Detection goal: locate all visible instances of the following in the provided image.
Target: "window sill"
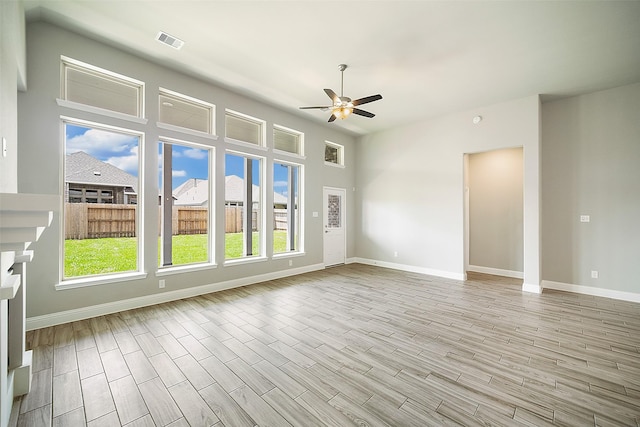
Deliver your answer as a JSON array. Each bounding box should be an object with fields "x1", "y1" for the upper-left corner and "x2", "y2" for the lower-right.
[
  {"x1": 272, "y1": 252, "x2": 306, "y2": 260},
  {"x1": 223, "y1": 256, "x2": 268, "y2": 267},
  {"x1": 273, "y1": 149, "x2": 306, "y2": 160},
  {"x1": 156, "y1": 263, "x2": 217, "y2": 276},
  {"x1": 57, "y1": 99, "x2": 148, "y2": 125},
  {"x1": 157, "y1": 122, "x2": 218, "y2": 140},
  {"x1": 324, "y1": 161, "x2": 345, "y2": 169},
  {"x1": 56, "y1": 272, "x2": 148, "y2": 290},
  {"x1": 225, "y1": 137, "x2": 268, "y2": 152}
]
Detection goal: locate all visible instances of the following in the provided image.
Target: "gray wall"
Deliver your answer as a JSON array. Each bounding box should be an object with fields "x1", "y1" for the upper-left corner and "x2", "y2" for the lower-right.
[
  {"x1": 469, "y1": 147, "x2": 523, "y2": 273},
  {"x1": 355, "y1": 95, "x2": 540, "y2": 286},
  {"x1": 18, "y1": 21, "x2": 357, "y2": 318},
  {"x1": 541, "y1": 82, "x2": 640, "y2": 293}
]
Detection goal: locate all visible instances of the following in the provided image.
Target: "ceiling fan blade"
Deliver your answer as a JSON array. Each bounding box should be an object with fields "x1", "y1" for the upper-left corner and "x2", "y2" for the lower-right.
[
  {"x1": 299, "y1": 106, "x2": 331, "y2": 110},
  {"x1": 352, "y1": 94, "x2": 382, "y2": 106},
  {"x1": 328, "y1": 114, "x2": 337, "y2": 123},
  {"x1": 324, "y1": 89, "x2": 339, "y2": 103},
  {"x1": 352, "y1": 108, "x2": 375, "y2": 118}
]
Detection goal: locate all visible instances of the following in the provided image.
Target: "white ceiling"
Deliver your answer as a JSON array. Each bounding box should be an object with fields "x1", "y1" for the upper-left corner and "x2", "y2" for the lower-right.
[{"x1": 23, "y1": 0, "x2": 640, "y2": 136}]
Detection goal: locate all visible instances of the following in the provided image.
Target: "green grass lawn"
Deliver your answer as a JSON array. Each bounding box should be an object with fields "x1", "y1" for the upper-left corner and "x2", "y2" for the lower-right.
[{"x1": 65, "y1": 231, "x2": 288, "y2": 277}]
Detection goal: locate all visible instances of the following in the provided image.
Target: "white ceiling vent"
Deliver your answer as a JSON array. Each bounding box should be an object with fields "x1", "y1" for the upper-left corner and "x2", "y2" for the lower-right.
[{"x1": 156, "y1": 31, "x2": 184, "y2": 50}]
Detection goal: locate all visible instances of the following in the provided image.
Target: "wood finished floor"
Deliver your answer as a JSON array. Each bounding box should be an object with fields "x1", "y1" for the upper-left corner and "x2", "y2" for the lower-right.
[{"x1": 11, "y1": 264, "x2": 640, "y2": 427}]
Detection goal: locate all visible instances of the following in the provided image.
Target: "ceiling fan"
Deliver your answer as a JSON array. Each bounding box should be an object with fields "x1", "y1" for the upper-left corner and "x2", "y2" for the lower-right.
[{"x1": 300, "y1": 64, "x2": 382, "y2": 122}]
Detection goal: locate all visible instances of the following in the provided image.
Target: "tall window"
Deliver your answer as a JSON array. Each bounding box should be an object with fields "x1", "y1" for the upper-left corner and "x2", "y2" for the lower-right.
[
  {"x1": 63, "y1": 121, "x2": 141, "y2": 278},
  {"x1": 159, "y1": 140, "x2": 212, "y2": 267},
  {"x1": 273, "y1": 162, "x2": 300, "y2": 254},
  {"x1": 225, "y1": 152, "x2": 262, "y2": 259}
]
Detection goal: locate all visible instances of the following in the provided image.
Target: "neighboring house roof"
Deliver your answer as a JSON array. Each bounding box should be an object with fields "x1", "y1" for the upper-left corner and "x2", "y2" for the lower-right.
[
  {"x1": 66, "y1": 151, "x2": 137, "y2": 192},
  {"x1": 173, "y1": 176, "x2": 288, "y2": 206}
]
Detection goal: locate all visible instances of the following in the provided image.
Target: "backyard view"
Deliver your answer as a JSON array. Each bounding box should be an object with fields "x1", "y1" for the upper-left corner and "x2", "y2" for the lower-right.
[{"x1": 65, "y1": 231, "x2": 286, "y2": 277}]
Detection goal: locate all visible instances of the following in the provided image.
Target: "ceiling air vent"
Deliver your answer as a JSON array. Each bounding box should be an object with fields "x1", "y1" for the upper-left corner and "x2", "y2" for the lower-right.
[{"x1": 156, "y1": 31, "x2": 184, "y2": 50}]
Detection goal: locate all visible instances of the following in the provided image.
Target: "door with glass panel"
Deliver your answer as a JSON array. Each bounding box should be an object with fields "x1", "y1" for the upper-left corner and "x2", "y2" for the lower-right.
[{"x1": 323, "y1": 187, "x2": 346, "y2": 266}]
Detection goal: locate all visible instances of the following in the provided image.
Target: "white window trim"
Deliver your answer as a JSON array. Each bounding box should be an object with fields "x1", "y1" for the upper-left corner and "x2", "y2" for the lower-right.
[
  {"x1": 61, "y1": 55, "x2": 145, "y2": 118},
  {"x1": 224, "y1": 136, "x2": 269, "y2": 152},
  {"x1": 157, "y1": 122, "x2": 218, "y2": 141},
  {"x1": 156, "y1": 263, "x2": 217, "y2": 276},
  {"x1": 223, "y1": 256, "x2": 268, "y2": 267},
  {"x1": 225, "y1": 109, "x2": 266, "y2": 147},
  {"x1": 273, "y1": 159, "x2": 304, "y2": 256},
  {"x1": 57, "y1": 99, "x2": 148, "y2": 125},
  {"x1": 60, "y1": 117, "x2": 145, "y2": 285},
  {"x1": 324, "y1": 141, "x2": 345, "y2": 167},
  {"x1": 273, "y1": 123, "x2": 304, "y2": 156},
  {"x1": 158, "y1": 87, "x2": 216, "y2": 135},
  {"x1": 158, "y1": 137, "x2": 215, "y2": 269}
]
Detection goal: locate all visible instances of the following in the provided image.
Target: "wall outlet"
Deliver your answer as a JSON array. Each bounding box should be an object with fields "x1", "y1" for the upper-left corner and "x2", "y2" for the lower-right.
[
  {"x1": 394, "y1": 251, "x2": 398, "y2": 257},
  {"x1": 591, "y1": 270, "x2": 599, "y2": 279},
  {"x1": 159, "y1": 279, "x2": 165, "y2": 288},
  {"x1": 580, "y1": 215, "x2": 590, "y2": 222},
  {"x1": 288, "y1": 260, "x2": 293, "y2": 267}
]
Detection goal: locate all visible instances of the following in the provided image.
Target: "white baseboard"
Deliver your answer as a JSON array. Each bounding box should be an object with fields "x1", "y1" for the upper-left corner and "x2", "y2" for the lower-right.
[
  {"x1": 542, "y1": 280, "x2": 640, "y2": 303},
  {"x1": 467, "y1": 265, "x2": 524, "y2": 279},
  {"x1": 26, "y1": 263, "x2": 325, "y2": 330},
  {"x1": 351, "y1": 257, "x2": 465, "y2": 281}
]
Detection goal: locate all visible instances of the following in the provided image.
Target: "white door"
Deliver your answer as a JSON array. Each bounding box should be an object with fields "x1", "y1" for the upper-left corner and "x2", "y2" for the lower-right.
[{"x1": 323, "y1": 187, "x2": 346, "y2": 266}]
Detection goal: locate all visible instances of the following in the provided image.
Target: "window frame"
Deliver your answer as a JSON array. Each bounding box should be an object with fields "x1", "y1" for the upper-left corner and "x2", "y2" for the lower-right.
[
  {"x1": 224, "y1": 150, "x2": 266, "y2": 264},
  {"x1": 59, "y1": 117, "x2": 146, "y2": 288},
  {"x1": 272, "y1": 160, "x2": 303, "y2": 257},
  {"x1": 224, "y1": 109, "x2": 267, "y2": 150},
  {"x1": 324, "y1": 141, "x2": 345, "y2": 167},
  {"x1": 273, "y1": 124, "x2": 304, "y2": 157},
  {"x1": 158, "y1": 137, "x2": 216, "y2": 271},
  {"x1": 60, "y1": 56, "x2": 145, "y2": 119},
  {"x1": 158, "y1": 88, "x2": 216, "y2": 136}
]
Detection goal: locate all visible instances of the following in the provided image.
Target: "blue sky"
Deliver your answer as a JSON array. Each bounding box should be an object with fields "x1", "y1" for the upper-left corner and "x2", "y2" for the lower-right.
[{"x1": 66, "y1": 124, "x2": 290, "y2": 194}]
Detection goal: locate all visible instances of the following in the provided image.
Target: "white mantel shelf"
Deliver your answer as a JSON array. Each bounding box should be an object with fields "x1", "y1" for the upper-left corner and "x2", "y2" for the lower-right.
[{"x1": 0, "y1": 192, "x2": 58, "y2": 427}]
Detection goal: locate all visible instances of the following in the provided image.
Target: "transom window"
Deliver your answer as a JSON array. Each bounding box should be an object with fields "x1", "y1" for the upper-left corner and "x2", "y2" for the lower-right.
[
  {"x1": 159, "y1": 88, "x2": 215, "y2": 134},
  {"x1": 225, "y1": 110, "x2": 265, "y2": 146},
  {"x1": 61, "y1": 56, "x2": 144, "y2": 118},
  {"x1": 274, "y1": 125, "x2": 303, "y2": 155}
]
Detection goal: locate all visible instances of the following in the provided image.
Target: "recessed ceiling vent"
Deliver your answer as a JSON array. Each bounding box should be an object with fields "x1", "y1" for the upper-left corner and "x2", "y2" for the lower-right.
[{"x1": 156, "y1": 31, "x2": 184, "y2": 50}]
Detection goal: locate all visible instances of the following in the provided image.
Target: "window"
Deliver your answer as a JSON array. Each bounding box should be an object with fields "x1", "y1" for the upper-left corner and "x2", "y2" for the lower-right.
[
  {"x1": 325, "y1": 141, "x2": 344, "y2": 166},
  {"x1": 61, "y1": 56, "x2": 144, "y2": 117},
  {"x1": 225, "y1": 110, "x2": 265, "y2": 146},
  {"x1": 159, "y1": 89, "x2": 214, "y2": 134},
  {"x1": 63, "y1": 121, "x2": 142, "y2": 279},
  {"x1": 225, "y1": 152, "x2": 263, "y2": 260},
  {"x1": 274, "y1": 125, "x2": 303, "y2": 155},
  {"x1": 273, "y1": 162, "x2": 301, "y2": 254},
  {"x1": 159, "y1": 140, "x2": 212, "y2": 268}
]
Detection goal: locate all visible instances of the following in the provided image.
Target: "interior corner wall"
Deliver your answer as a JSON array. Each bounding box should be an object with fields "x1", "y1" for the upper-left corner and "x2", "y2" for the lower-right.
[
  {"x1": 18, "y1": 21, "x2": 357, "y2": 320},
  {"x1": 468, "y1": 147, "x2": 523, "y2": 274},
  {"x1": 541, "y1": 82, "x2": 640, "y2": 294},
  {"x1": 355, "y1": 95, "x2": 540, "y2": 282}
]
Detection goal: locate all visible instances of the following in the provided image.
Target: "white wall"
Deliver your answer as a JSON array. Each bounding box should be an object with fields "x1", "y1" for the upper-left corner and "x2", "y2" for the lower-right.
[
  {"x1": 542, "y1": 82, "x2": 640, "y2": 294},
  {"x1": 18, "y1": 21, "x2": 357, "y2": 321},
  {"x1": 469, "y1": 147, "x2": 523, "y2": 275},
  {"x1": 355, "y1": 96, "x2": 540, "y2": 287}
]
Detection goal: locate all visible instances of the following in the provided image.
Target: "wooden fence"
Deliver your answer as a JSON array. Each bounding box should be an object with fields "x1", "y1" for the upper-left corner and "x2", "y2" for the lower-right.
[{"x1": 65, "y1": 203, "x2": 266, "y2": 239}]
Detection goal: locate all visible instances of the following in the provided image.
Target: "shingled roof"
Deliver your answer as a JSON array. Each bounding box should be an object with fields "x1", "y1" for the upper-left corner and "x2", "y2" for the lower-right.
[{"x1": 66, "y1": 151, "x2": 138, "y2": 192}]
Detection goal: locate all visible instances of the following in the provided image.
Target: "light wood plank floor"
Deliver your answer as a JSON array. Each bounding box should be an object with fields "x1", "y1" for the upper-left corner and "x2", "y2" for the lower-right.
[{"x1": 11, "y1": 264, "x2": 640, "y2": 426}]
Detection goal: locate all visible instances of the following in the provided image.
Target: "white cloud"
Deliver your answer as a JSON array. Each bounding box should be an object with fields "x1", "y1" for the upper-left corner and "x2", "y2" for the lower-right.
[
  {"x1": 172, "y1": 170, "x2": 187, "y2": 177},
  {"x1": 67, "y1": 128, "x2": 137, "y2": 157},
  {"x1": 183, "y1": 148, "x2": 207, "y2": 159},
  {"x1": 106, "y1": 146, "x2": 138, "y2": 174}
]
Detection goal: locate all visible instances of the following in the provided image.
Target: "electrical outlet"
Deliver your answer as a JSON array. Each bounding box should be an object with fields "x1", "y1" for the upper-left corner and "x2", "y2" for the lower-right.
[
  {"x1": 289, "y1": 260, "x2": 293, "y2": 267},
  {"x1": 591, "y1": 271, "x2": 599, "y2": 279},
  {"x1": 394, "y1": 251, "x2": 398, "y2": 257},
  {"x1": 159, "y1": 279, "x2": 165, "y2": 288}
]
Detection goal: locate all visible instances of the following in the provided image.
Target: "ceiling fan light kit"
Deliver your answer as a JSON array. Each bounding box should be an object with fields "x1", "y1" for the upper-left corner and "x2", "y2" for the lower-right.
[{"x1": 300, "y1": 64, "x2": 382, "y2": 122}]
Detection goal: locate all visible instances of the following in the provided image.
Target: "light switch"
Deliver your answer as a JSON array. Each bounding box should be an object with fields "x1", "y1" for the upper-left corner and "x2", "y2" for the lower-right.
[{"x1": 580, "y1": 215, "x2": 590, "y2": 223}]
